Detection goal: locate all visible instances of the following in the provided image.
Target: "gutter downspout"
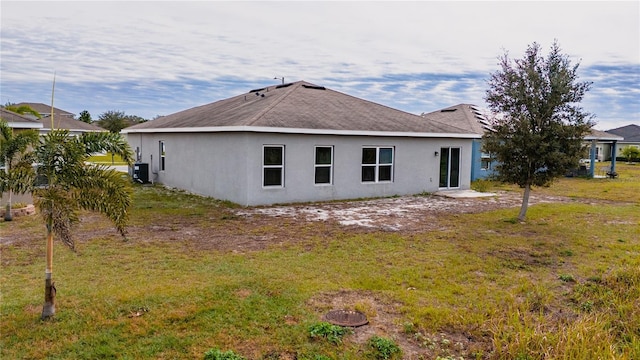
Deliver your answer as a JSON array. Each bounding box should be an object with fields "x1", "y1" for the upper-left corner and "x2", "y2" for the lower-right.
[{"x1": 589, "y1": 140, "x2": 597, "y2": 178}]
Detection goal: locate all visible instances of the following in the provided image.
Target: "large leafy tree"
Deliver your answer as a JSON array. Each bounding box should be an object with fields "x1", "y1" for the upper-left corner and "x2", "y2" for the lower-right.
[
  {"x1": 96, "y1": 110, "x2": 146, "y2": 133},
  {"x1": 78, "y1": 110, "x2": 92, "y2": 123},
  {"x1": 483, "y1": 41, "x2": 593, "y2": 221},
  {"x1": 0, "y1": 120, "x2": 39, "y2": 221},
  {"x1": 31, "y1": 129, "x2": 134, "y2": 319}
]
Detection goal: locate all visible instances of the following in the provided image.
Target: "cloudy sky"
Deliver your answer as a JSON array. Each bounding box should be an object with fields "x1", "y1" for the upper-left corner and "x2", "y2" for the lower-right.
[{"x1": 1, "y1": 1, "x2": 638, "y2": 130}]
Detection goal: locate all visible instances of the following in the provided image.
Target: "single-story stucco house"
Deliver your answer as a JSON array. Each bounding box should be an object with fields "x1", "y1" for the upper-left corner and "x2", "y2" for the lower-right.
[
  {"x1": 13, "y1": 102, "x2": 104, "y2": 135},
  {"x1": 0, "y1": 108, "x2": 43, "y2": 208},
  {"x1": 122, "y1": 81, "x2": 481, "y2": 206}
]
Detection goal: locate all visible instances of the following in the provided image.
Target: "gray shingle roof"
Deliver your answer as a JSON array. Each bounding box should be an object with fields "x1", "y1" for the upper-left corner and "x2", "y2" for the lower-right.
[
  {"x1": 14, "y1": 102, "x2": 75, "y2": 118},
  {"x1": 585, "y1": 128, "x2": 623, "y2": 141},
  {"x1": 0, "y1": 108, "x2": 43, "y2": 129},
  {"x1": 38, "y1": 116, "x2": 105, "y2": 132},
  {"x1": 606, "y1": 124, "x2": 640, "y2": 142},
  {"x1": 420, "y1": 104, "x2": 491, "y2": 135},
  {"x1": 125, "y1": 81, "x2": 477, "y2": 137}
]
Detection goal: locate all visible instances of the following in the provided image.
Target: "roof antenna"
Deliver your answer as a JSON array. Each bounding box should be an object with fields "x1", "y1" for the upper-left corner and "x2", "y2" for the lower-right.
[{"x1": 274, "y1": 76, "x2": 284, "y2": 85}]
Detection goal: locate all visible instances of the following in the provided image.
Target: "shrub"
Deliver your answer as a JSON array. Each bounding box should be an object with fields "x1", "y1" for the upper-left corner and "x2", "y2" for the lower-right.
[
  {"x1": 204, "y1": 348, "x2": 246, "y2": 360},
  {"x1": 367, "y1": 335, "x2": 402, "y2": 360},
  {"x1": 308, "y1": 322, "x2": 352, "y2": 345}
]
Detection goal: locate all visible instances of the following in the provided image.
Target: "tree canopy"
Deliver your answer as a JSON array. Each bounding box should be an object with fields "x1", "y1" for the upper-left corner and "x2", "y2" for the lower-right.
[
  {"x1": 3, "y1": 103, "x2": 41, "y2": 119},
  {"x1": 95, "y1": 110, "x2": 146, "y2": 133},
  {"x1": 621, "y1": 146, "x2": 640, "y2": 163},
  {"x1": 483, "y1": 41, "x2": 594, "y2": 221},
  {"x1": 78, "y1": 110, "x2": 92, "y2": 123}
]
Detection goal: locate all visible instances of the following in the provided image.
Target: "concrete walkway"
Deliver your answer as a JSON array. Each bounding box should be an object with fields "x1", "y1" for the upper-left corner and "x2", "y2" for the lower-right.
[{"x1": 433, "y1": 189, "x2": 497, "y2": 198}]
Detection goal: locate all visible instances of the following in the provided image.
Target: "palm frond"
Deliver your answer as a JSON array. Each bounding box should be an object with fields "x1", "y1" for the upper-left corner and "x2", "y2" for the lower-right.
[
  {"x1": 72, "y1": 165, "x2": 132, "y2": 237},
  {"x1": 31, "y1": 128, "x2": 134, "y2": 248},
  {"x1": 80, "y1": 132, "x2": 134, "y2": 165},
  {"x1": 33, "y1": 186, "x2": 79, "y2": 250}
]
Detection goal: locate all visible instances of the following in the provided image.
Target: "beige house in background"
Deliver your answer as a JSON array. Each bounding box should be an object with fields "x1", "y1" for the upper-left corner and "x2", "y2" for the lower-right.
[{"x1": 14, "y1": 102, "x2": 104, "y2": 135}]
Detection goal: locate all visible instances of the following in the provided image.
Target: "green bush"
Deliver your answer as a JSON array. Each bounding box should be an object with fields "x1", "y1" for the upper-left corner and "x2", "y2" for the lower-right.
[
  {"x1": 471, "y1": 179, "x2": 492, "y2": 192},
  {"x1": 204, "y1": 348, "x2": 246, "y2": 360},
  {"x1": 308, "y1": 322, "x2": 352, "y2": 345},
  {"x1": 367, "y1": 335, "x2": 402, "y2": 360}
]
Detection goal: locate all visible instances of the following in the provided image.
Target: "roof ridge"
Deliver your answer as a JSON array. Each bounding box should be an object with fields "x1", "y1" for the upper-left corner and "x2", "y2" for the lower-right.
[{"x1": 246, "y1": 81, "x2": 305, "y2": 126}]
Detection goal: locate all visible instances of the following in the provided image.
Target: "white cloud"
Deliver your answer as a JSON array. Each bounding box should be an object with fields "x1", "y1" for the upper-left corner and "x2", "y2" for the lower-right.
[{"x1": 1, "y1": 1, "x2": 637, "y2": 130}]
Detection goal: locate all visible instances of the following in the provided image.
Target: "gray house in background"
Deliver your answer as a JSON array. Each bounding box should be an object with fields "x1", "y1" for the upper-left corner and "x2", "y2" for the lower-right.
[
  {"x1": 123, "y1": 81, "x2": 480, "y2": 206},
  {"x1": 606, "y1": 124, "x2": 640, "y2": 157},
  {"x1": 421, "y1": 104, "x2": 492, "y2": 181}
]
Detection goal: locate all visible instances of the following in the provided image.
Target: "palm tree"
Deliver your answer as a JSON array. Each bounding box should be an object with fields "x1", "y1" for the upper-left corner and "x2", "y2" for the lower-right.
[
  {"x1": 0, "y1": 120, "x2": 39, "y2": 221},
  {"x1": 32, "y1": 129, "x2": 134, "y2": 319}
]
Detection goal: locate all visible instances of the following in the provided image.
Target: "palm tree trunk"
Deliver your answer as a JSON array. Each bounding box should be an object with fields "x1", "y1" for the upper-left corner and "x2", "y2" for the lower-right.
[
  {"x1": 3, "y1": 160, "x2": 11, "y2": 221},
  {"x1": 518, "y1": 183, "x2": 531, "y2": 222},
  {"x1": 4, "y1": 192, "x2": 12, "y2": 221},
  {"x1": 41, "y1": 226, "x2": 55, "y2": 320}
]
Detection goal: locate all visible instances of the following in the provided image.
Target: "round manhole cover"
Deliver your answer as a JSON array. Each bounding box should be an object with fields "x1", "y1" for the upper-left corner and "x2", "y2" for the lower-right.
[{"x1": 324, "y1": 309, "x2": 368, "y2": 327}]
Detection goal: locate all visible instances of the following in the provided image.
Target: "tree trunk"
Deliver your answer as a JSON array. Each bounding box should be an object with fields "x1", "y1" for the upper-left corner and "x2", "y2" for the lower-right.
[
  {"x1": 3, "y1": 160, "x2": 10, "y2": 221},
  {"x1": 42, "y1": 275, "x2": 56, "y2": 320},
  {"x1": 4, "y1": 199, "x2": 12, "y2": 221},
  {"x1": 41, "y1": 228, "x2": 55, "y2": 320},
  {"x1": 518, "y1": 183, "x2": 531, "y2": 222}
]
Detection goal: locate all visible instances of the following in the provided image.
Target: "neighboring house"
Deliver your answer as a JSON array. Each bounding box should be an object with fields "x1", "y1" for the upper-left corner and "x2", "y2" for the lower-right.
[
  {"x1": 606, "y1": 124, "x2": 640, "y2": 159},
  {"x1": 421, "y1": 104, "x2": 493, "y2": 181},
  {"x1": 36, "y1": 115, "x2": 104, "y2": 136},
  {"x1": 13, "y1": 102, "x2": 104, "y2": 135},
  {"x1": 13, "y1": 102, "x2": 75, "y2": 120},
  {"x1": 0, "y1": 108, "x2": 43, "y2": 208},
  {"x1": 0, "y1": 107, "x2": 44, "y2": 131},
  {"x1": 123, "y1": 81, "x2": 481, "y2": 206},
  {"x1": 583, "y1": 129, "x2": 623, "y2": 177}
]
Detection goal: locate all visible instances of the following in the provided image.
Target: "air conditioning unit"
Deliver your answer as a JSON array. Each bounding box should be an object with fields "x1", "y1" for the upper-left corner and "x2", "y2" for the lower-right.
[{"x1": 132, "y1": 163, "x2": 149, "y2": 184}]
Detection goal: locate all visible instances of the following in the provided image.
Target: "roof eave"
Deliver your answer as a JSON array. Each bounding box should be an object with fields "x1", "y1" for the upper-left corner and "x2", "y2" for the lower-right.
[
  {"x1": 7, "y1": 122, "x2": 44, "y2": 129},
  {"x1": 122, "y1": 126, "x2": 481, "y2": 139},
  {"x1": 584, "y1": 135, "x2": 624, "y2": 141}
]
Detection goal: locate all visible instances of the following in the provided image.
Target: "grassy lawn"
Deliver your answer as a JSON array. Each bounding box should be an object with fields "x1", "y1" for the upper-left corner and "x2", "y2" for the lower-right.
[
  {"x1": 1, "y1": 165, "x2": 638, "y2": 359},
  {"x1": 87, "y1": 153, "x2": 128, "y2": 165}
]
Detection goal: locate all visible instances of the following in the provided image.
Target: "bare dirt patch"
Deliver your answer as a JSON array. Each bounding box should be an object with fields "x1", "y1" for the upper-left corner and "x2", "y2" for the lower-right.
[
  {"x1": 1, "y1": 191, "x2": 576, "y2": 251},
  {"x1": 234, "y1": 191, "x2": 572, "y2": 233}
]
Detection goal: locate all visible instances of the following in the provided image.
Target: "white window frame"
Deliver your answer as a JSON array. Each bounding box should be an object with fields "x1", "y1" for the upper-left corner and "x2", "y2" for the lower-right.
[
  {"x1": 314, "y1": 146, "x2": 334, "y2": 185},
  {"x1": 159, "y1": 140, "x2": 166, "y2": 171},
  {"x1": 263, "y1": 145, "x2": 285, "y2": 188},
  {"x1": 361, "y1": 146, "x2": 394, "y2": 183}
]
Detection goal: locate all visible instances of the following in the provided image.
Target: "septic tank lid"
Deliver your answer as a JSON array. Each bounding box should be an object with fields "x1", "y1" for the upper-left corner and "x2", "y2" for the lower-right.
[{"x1": 324, "y1": 309, "x2": 368, "y2": 327}]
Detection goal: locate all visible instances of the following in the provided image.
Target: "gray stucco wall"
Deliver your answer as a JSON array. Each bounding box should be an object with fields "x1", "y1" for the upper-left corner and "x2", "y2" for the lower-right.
[{"x1": 127, "y1": 132, "x2": 473, "y2": 206}]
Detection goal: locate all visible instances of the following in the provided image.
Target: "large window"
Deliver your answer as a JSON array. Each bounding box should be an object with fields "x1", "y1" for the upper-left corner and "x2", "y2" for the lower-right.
[
  {"x1": 159, "y1": 141, "x2": 166, "y2": 171},
  {"x1": 361, "y1": 147, "x2": 393, "y2": 182},
  {"x1": 314, "y1": 146, "x2": 333, "y2": 185},
  {"x1": 263, "y1": 145, "x2": 284, "y2": 187}
]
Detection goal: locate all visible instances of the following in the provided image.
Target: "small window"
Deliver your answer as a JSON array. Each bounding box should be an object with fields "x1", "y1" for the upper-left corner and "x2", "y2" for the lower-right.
[
  {"x1": 361, "y1": 147, "x2": 394, "y2": 183},
  {"x1": 159, "y1": 141, "x2": 166, "y2": 171},
  {"x1": 263, "y1": 145, "x2": 284, "y2": 187},
  {"x1": 315, "y1": 146, "x2": 333, "y2": 185}
]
